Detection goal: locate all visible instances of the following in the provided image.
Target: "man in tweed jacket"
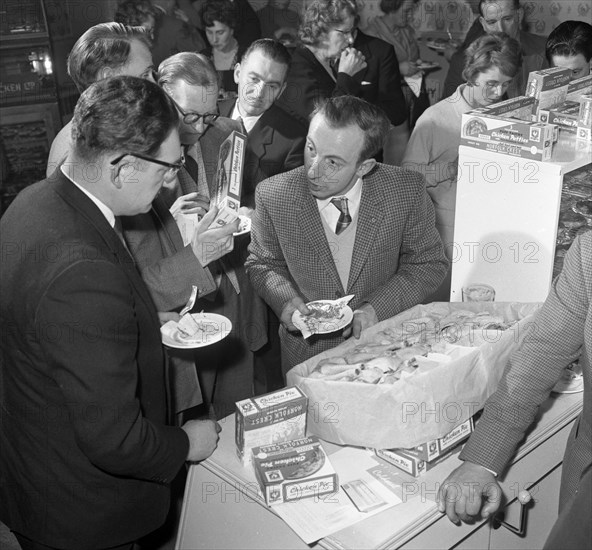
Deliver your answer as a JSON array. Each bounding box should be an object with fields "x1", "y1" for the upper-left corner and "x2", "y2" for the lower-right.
[
  {"x1": 438, "y1": 232, "x2": 592, "y2": 548},
  {"x1": 246, "y1": 96, "x2": 448, "y2": 372}
]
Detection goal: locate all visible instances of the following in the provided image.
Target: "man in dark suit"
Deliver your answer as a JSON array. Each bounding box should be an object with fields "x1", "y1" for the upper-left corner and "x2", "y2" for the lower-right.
[
  {"x1": 218, "y1": 38, "x2": 307, "y2": 391},
  {"x1": 0, "y1": 76, "x2": 220, "y2": 549},
  {"x1": 246, "y1": 96, "x2": 448, "y2": 372},
  {"x1": 218, "y1": 39, "x2": 306, "y2": 208},
  {"x1": 438, "y1": 231, "x2": 591, "y2": 549},
  {"x1": 123, "y1": 52, "x2": 267, "y2": 419}
]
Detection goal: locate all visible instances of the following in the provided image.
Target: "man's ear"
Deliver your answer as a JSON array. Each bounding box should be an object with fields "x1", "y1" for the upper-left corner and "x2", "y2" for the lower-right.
[
  {"x1": 356, "y1": 158, "x2": 377, "y2": 178},
  {"x1": 233, "y1": 63, "x2": 241, "y2": 84},
  {"x1": 98, "y1": 66, "x2": 115, "y2": 80},
  {"x1": 110, "y1": 157, "x2": 135, "y2": 188},
  {"x1": 478, "y1": 16, "x2": 487, "y2": 32}
]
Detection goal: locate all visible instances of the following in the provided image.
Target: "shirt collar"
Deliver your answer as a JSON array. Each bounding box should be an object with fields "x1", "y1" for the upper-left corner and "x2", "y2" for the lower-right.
[
  {"x1": 60, "y1": 165, "x2": 116, "y2": 227},
  {"x1": 231, "y1": 102, "x2": 264, "y2": 133},
  {"x1": 316, "y1": 176, "x2": 363, "y2": 212}
]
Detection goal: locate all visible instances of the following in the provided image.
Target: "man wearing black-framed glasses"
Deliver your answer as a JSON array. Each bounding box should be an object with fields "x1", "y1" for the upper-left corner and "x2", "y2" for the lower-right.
[{"x1": 122, "y1": 52, "x2": 268, "y2": 421}]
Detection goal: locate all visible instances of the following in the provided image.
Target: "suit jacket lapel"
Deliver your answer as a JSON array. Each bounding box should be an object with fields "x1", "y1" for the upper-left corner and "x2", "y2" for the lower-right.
[
  {"x1": 250, "y1": 111, "x2": 274, "y2": 163},
  {"x1": 53, "y1": 173, "x2": 160, "y2": 326},
  {"x1": 295, "y1": 174, "x2": 344, "y2": 292},
  {"x1": 348, "y1": 175, "x2": 384, "y2": 290}
]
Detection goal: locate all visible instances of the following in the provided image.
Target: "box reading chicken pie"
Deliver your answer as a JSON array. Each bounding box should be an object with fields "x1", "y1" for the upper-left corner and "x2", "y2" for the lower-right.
[
  {"x1": 235, "y1": 386, "x2": 307, "y2": 465},
  {"x1": 252, "y1": 436, "x2": 338, "y2": 506}
]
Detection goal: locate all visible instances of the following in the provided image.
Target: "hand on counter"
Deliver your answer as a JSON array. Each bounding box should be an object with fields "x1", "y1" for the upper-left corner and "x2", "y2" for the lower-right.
[
  {"x1": 182, "y1": 418, "x2": 222, "y2": 462},
  {"x1": 191, "y1": 205, "x2": 239, "y2": 267},
  {"x1": 437, "y1": 461, "x2": 502, "y2": 525},
  {"x1": 280, "y1": 296, "x2": 310, "y2": 332},
  {"x1": 343, "y1": 303, "x2": 378, "y2": 339}
]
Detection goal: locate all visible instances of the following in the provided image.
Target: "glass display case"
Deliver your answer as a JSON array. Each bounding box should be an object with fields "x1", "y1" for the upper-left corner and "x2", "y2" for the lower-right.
[{"x1": 0, "y1": 0, "x2": 61, "y2": 213}]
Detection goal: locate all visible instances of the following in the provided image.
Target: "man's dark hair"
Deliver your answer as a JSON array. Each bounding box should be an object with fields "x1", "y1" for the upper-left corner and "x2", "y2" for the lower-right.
[
  {"x1": 202, "y1": 0, "x2": 238, "y2": 30},
  {"x1": 311, "y1": 96, "x2": 390, "y2": 162},
  {"x1": 67, "y1": 22, "x2": 152, "y2": 92},
  {"x1": 545, "y1": 20, "x2": 592, "y2": 64},
  {"x1": 114, "y1": 0, "x2": 157, "y2": 28},
  {"x1": 71, "y1": 76, "x2": 178, "y2": 162},
  {"x1": 241, "y1": 38, "x2": 291, "y2": 69},
  {"x1": 478, "y1": 0, "x2": 521, "y2": 17}
]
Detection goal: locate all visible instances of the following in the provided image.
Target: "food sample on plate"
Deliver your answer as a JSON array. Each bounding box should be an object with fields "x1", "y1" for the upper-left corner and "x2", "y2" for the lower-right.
[
  {"x1": 306, "y1": 309, "x2": 518, "y2": 384},
  {"x1": 177, "y1": 313, "x2": 205, "y2": 340},
  {"x1": 292, "y1": 295, "x2": 354, "y2": 338}
]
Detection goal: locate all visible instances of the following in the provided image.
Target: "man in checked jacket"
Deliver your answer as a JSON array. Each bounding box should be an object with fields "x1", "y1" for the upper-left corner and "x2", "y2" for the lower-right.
[
  {"x1": 438, "y1": 231, "x2": 592, "y2": 549},
  {"x1": 246, "y1": 95, "x2": 448, "y2": 373}
]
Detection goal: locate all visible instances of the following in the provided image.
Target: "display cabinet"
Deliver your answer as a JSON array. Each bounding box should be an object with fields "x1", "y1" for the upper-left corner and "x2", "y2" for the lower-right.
[{"x1": 0, "y1": 0, "x2": 61, "y2": 213}]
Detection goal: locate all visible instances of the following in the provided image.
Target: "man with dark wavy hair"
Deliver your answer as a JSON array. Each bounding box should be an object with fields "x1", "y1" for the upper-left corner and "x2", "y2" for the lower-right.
[{"x1": 1, "y1": 76, "x2": 220, "y2": 549}]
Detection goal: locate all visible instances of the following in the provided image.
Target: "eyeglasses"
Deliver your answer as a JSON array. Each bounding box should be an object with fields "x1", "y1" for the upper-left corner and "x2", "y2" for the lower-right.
[
  {"x1": 111, "y1": 152, "x2": 185, "y2": 179},
  {"x1": 334, "y1": 26, "x2": 355, "y2": 37},
  {"x1": 167, "y1": 94, "x2": 220, "y2": 126}
]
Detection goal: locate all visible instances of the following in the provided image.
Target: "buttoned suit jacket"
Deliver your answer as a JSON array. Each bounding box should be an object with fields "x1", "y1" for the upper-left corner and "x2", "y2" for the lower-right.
[
  {"x1": 246, "y1": 164, "x2": 449, "y2": 369},
  {"x1": 461, "y1": 232, "x2": 592, "y2": 509},
  {"x1": 353, "y1": 30, "x2": 407, "y2": 127},
  {"x1": 276, "y1": 45, "x2": 363, "y2": 124},
  {"x1": 0, "y1": 171, "x2": 188, "y2": 547},
  {"x1": 218, "y1": 99, "x2": 306, "y2": 207}
]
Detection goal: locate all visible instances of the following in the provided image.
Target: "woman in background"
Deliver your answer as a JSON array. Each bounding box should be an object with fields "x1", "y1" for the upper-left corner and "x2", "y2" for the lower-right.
[
  {"x1": 276, "y1": 0, "x2": 367, "y2": 123},
  {"x1": 402, "y1": 33, "x2": 521, "y2": 298},
  {"x1": 200, "y1": 0, "x2": 247, "y2": 97},
  {"x1": 365, "y1": 0, "x2": 421, "y2": 77}
]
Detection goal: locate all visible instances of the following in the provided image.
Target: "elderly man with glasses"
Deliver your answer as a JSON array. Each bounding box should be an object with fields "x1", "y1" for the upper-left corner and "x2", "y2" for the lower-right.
[{"x1": 123, "y1": 52, "x2": 268, "y2": 421}]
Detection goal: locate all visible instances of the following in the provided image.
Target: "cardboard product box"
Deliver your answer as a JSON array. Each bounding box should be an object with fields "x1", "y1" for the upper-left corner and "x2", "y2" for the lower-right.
[
  {"x1": 375, "y1": 448, "x2": 429, "y2": 477},
  {"x1": 526, "y1": 66, "x2": 572, "y2": 116},
  {"x1": 538, "y1": 100, "x2": 580, "y2": 133},
  {"x1": 576, "y1": 94, "x2": 592, "y2": 141},
  {"x1": 208, "y1": 130, "x2": 246, "y2": 229},
  {"x1": 401, "y1": 417, "x2": 474, "y2": 462},
  {"x1": 460, "y1": 112, "x2": 555, "y2": 160},
  {"x1": 566, "y1": 74, "x2": 592, "y2": 102},
  {"x1": 235, "y1": 386, "x2": 308, "y2": 464},
  {"x1": 471, "y1": 95, "x2": 535, "y2": 120},
  {"x1": 252, "y1": 436, "x2": 338, "y2": 506}
]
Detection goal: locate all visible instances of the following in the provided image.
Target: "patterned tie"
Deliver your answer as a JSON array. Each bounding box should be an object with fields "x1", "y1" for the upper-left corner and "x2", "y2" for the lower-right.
[
  {"x1": 184, "y1": 143, "x2": 210, "y2": 199},
  {"x1": 331, "y1": 197, "x2": 352, "y2": 235}
]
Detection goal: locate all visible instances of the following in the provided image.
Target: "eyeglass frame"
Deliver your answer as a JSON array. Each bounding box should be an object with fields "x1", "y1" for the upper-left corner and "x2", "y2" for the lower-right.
[
  {"x1": 167, "y1": 93, "x2": 220, "y2": 126},
  {"x1": 110, "y1": 151, "x2": 185, "y2": 178},
  {"x1": 333, "y1": 26, "x2": 356, "y2": 38}
]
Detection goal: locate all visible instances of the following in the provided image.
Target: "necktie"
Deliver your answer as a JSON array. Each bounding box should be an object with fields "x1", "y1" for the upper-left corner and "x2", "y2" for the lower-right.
[
  {"x1": 184, "y1": 143, "x2": 210, "y2": 199},
  {"x1": 113, "y1": 217, "x2": 134, "y2": 262},
  {"x1": 236, "y1": 115, "x2": 248, "y2": 134},
  {"x1": 331, "y1": 197, "x2": 352, "y2": 235}
]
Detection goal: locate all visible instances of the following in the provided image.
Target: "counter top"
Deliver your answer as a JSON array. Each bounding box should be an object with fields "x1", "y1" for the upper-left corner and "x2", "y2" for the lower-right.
[{"x1": 176, "y1": 391, "x2": 582, "y2": 549}]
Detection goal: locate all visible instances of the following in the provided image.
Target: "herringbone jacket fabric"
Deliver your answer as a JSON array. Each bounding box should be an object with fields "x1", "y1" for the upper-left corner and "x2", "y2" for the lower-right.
[
  {"x1": 461, "y1": 231, "x2": 592, "y2": 509},
  {"x1": 246, "y1": 163, "x2": 449, "y2": 370}
]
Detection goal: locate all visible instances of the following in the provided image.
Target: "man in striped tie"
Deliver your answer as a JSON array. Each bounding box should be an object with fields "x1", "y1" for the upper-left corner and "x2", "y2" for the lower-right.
[{"x1": 247, "y1": 95, "x2": 449, "y2": 372}]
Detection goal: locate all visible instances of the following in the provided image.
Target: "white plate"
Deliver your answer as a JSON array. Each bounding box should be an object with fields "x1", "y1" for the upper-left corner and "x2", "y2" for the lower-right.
[
  {"x1": 417, "y1": 62, "x2": 440, "y2": 71},
  {"x1": 234, "y1": 215, "x2": 251, "y2": 237},
  {"x1": 292, "y1": 300, "x2": 354, "y2": 335},
  {"x1": 161, "y1": 313, "x2": 232, "y2": 349},
  {"x1": 552, "y1": 369, "x2": 584, "y2": 394}
]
